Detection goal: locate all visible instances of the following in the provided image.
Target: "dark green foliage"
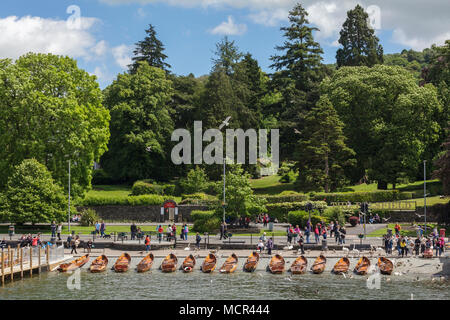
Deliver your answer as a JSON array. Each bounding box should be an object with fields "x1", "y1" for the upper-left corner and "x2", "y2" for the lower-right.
[
  {"x1": 191, "y1": 210, "x2": 221, "y2": 233},
  {"x1": 433, "y1": 129, "x2": 450, "y2": 195},
  {"x1": 130, "y1": 24, "x2": 171, "y2": 73},
  {"x1": 101, "y1": 62, "x2": 174, "y2": 183},
  {"x1": 78, "y1": 194, "x2": 172, "y2": 206},
  {"x1": 258, "y1": 193, "x2": 309, "y2": 204},
  {"x1": 91, "y1": 169, "x2": 115, "y2": 185},
  {"x1": 179, "y1": 167, "x2": 209, "y2": 194},
  {"x1": 323, "y1": 207, "x2": 346, "y2": 225},
  {"x1": 336, "y1": 5, "x2": 383, "y2": 67},
  {"x1": 288, "y1": 210, "x2": 329, "y2": 227},
  {"x1": 294, "y1": 96, "x2": 356, "y2": 192},
  {"x1": 0, "y1": 159, "x2": 67, "y2": 224}
]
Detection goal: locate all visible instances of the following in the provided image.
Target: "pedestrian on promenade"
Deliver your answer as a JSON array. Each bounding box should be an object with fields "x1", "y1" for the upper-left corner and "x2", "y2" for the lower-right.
[
  {"x1": 145, "y1": 235, "x2": 151, "y2": 252},
  {"x1": 157, "y1": 225, "x2": 163, "y2": 243},
  {"x1": 394, "y1": 223, "x2": 401, "y2": 237},
  {"x1": 57, "y1": 223, "x2": 62, "y2": 241},
  {"x1": 314, "y1": 224, "x2": 320, "y2": 244},
  {"x1": 259, "y1": 232, "x2": 267, "y2": 244},
  {"x1": 172, "y1": 224, "x2": 177, "y2": 239},
  {"x1": 100, "y1": 221, "x2": 106, "y2": 238},
  {"x1": 335, "y1": 225, "x2": 340, "y2": 244},
  {"x1": 95, "y1": 221, "x2": 100, "y2": 236},
  {"x1": 51, "y1": 221, "x2": 57, "y2": 238},
  {"x1": 400, "y1": 237, "x2": 407, "y2": 257},
  {"x1": 438, "y1": 237, "x2": 445, "y2": 257},
  {"x1": 305, "y1": 221, "x2": 311, "y2": 244},
  {"x1": 267, "y1": 238, "x2": 274, "y2": 255},
  {"x1": 85, "y1": 239, "x2": 92, "y2": 254},
  {"x1": 195, "y1": 233, "x2": 201, "y2": 249},
  {"x1": 298, "y1": 234, "x2": 305, "y2": 254},
  {"x1": 184, "y1": 224, "x2": 189, "y2": 241},
  {"x1": 71, "y1": 236, "x2": 79, "y2": 254},
  {"x1": 220, "y1": 222, "x2": 225, "y2": 240},
  {"x1": 257, "y1": 240, "x2": 265, "y2": 253},
  {"x1": 329, "y1": 221, "x2": 334, "y2": 238},
  {"x1": 131, "y1": 223, "x2": 137, "y2": 240},
  {"x1": 287, "y1": 225, "x2": 293, "y2": 244},
  {"x1": 166, "y1": 225, "x2": 173, "y2": 242},
  {"x1": 321, "y1": 226, "x2": 327, "y2": 240},
  {"x1": 414, "y1": 237, "x2": 421, "y2": 256},
  {"x1": 339, "y1": 226, "x2": 346, "y2": 244}
]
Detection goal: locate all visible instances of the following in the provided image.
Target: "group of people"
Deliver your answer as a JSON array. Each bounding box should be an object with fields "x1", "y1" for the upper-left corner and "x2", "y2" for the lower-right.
[
  {"x1": 384, "y1": 225, "x2": 446, "y2": 257},
  {"x1": 257, "y1": 233, "x2": 274, "y2": 255},
  {"x1": 50, "y1": 221, "x2": 63, "y2": 240},
  {"x1": 71, "y1": 214, "x2": 81, "y2": 222},
  {"x1": 256, "y1": 213, "x2": 271, "y2": 227},
  {"x1": 94, "y1": 221, "x2": 107, "y2": 238},
  {"x1": 285, "y1": 220, "x2": 346, "y2": 245},
  {"x1": 18, "y1": 234, "x2": 43, "y2": 247}
]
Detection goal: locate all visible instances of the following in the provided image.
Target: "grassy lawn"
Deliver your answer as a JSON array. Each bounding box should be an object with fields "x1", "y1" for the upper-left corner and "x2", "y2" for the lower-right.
[
  {"x1": 367, "y1": 223, "x2": 448, "y2": 238},
  {"x1": 347, "y1": 180, "x2": 441, "y2": 194},
  {"x1": 250, "y1": 175, "x2": 296, "y2": 195},
  {"x1": 86, "y1": 184, "x2": 132, "y2": 198}
]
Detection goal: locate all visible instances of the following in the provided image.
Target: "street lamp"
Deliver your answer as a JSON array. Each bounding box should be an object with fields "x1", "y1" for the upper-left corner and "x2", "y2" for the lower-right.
[
  {"x1": 219, "y1": 117, "x2": 231, "y2": 224},
  {"x1": 305, "y1": 202, "x2": 313, "y2": 229},
  {"x1": 68, "y1": 159, "x2": 71, "y2": 232},
  {"x1": 424, "y1": 160, "x2": 427, "y2": 234}
]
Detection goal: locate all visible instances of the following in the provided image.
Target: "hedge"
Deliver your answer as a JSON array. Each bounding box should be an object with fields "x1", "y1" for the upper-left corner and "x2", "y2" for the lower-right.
[
  {"x1": 288, "y1": 211, "x2": 329, "y2": 227},
  {"x1": 266, "y1": 201, "x2": 327, "y2": 222},
  {"x1": 258, "y1": 193, "x2": 309, "y2": 204},
  {"x1": 179, "y1": 193, "x2": 219, "y2": 206},
  {"x1": 78, "y1": 194, "x2": 173, "y2": 206},
  {"x1": 191, "y1": 210, "x2": 220, "y2": 233},
  {"x1": 310, "y1": 190, "x2": 414, "y2": 203},
  {"x1": 131, "y1": 181, "x2": 176, "y2": 196}
]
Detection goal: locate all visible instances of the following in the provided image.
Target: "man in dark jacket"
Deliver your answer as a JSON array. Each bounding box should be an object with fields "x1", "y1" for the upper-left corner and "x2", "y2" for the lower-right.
[{"x1": 130, "y1": 223, "x2": 138, "y2": 240}]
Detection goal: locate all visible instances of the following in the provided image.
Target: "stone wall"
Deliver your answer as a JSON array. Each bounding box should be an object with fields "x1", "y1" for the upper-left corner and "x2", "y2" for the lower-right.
[{"x1": 77, "y1": 205, "x2": 210, "y2": 222}]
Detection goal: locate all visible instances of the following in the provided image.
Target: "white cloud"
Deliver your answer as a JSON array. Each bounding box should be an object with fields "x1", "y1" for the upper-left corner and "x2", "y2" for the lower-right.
[
  {"x1": 98, "y1": 0, "x2": 450, "y2": 50},
  {"x1": 0, "y1": 15, "x2": 100, "y2": 60},
  {"x1": 91, "y1": 40, "x2": 108, "y2": 57},
  {"x1": 112, "y1": 44, "x2": 133, "y2": 69},
  {"x1": 210, "y1": 16, "x2": 247, "y2": 36}
]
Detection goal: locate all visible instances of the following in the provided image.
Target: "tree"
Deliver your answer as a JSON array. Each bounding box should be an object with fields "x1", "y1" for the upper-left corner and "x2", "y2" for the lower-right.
[
  {"x1": 323, "y1": 65, "x2": 443, "y2": 189},
  {"x1": 0, "y1": 159, "x2": 66, "y2": 224},
  {"x1": 179, "y1": 166, "x2": 209, "y2": 194},
  {"x1": 270, "y1": 3, "x2": 325, "y2": 160},
  {"x1": 0, "y1": 53, "x2": 110, "y2": 196},
  {"x1": 130, "y1": 24, "x2": 171, "y2": 73},
  {"x1": 215, "y1": 165, "x2": 266, "y2": 220},
  {"x1": 294, "y1": 96, "x2": 356, "y2": 192},
  {"x1": 212, "y1": 36, "x2": 243, "y2": 76},
  {"x1": 101, "y1": 61, "x2": 174, "y2": 182},
  {"x1": 433, "y1": 128, "x2": 450, "y2": 195},
  {"x1": 336, "y1": 5, "x2": 383, "y2": 67}
]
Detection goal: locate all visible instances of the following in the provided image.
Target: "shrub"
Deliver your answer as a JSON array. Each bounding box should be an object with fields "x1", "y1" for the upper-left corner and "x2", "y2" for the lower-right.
[
  {"x1": 310, "y1": 190, "x2": 413, "y2": 203},
  {"x1": 131, "y1": 181, "x2": 164, "y2": 196},
  {"x1": 191, "y1": 210, "x2": 220, "y2": 233},
  {"x1": 323, "y1": 207, "x2": 346, "y2": 226},
  {"x1": 204, "y1": 181, "x2": 219, "y2": 195},
  {"x1": 265, "y1": 201, "x2": 327, "y2": 222},
  {"x1": 348, "y1": 216, "x2": 359, "y2": 227},
  {"x1": 78, "y1": 194, "x2": 171, "y2": 206},
  {"x1": 181, "y1": 193, "x2": 211, "y2": 200},
  {"x1": 279, "y1": 170, "x2": 296, "y2": 183},
  {"x1": 179, "y1": 167, "x2": 209, "y2": 194},
  {"x1": 288, "y1": 211, "x2": 328, "y2": 227},
  {"x1": 80, "y1": 208, "x2": 99, "y2": 226},
  {"x1": 258, "y1": 193, "x2": 309, "y2": 204},
  {"x1": 190, "y1": 210, "x2": 215, "y2": 221},
  {"x1": 163, "y1": 184, "x2": 176, "y2": 196}
]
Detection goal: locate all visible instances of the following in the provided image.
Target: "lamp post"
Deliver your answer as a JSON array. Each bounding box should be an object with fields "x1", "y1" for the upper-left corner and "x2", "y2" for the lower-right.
[
  {"x1": 219, "y1": 117, "x2": 231, "y2": 224},
  {"x1": 306, "y1": 202, "x2": 313, "y2": 230},
  {"x1": 424, "y1": 160, "x2": 427, "y2": 234},
  {"x1": 68, "y1": 160, "x2": 71, "y2": 232}
]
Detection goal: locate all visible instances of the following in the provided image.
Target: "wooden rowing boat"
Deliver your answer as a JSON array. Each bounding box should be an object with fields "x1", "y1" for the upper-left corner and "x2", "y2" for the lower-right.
[
  {"x1": 89, "y1": 255, "x2": 108, "y2": 273},
  {"x1": 311, "y1": 255, "x2": 326, "y2": 274},
  {"x1": 377, "y1": 257, "x2": 393, "y2": 275},
  {"x1": 268, "y1": 254, "x2": 285, "y2": 274},
  {"x1": 332, "y1": 257, "x2": 350, "y2": 274},
  {"x1": 113, "y1": 253, "x2": 131, "y2": 273},
  {"x1": 161, "y1": 253, "x2": 177, "y2": 273},
  {"x1": 137, "y1": 253, "x2": 154, "y2": 273},
  {"x1": 219, "y1": 253, "x2": 238, "y2": 273},
  {"x1": 58, "y1": 254, "x2": 90, "y2": 272},
  {"x1": 201, "y1": 253, "x2": 217, "y2": 273},
  {"x1": 181, "y1": 254, "x2": 196, "y2": 273},
  {"x1": 243, "y1": 251, "x2": 260, "y2": 272},
  {"x1": 290, "y1": 256, "x2": 307, "y2": 274},
  {"x1": 354, "y1": 256, "x2": 370, "y2": 275}
]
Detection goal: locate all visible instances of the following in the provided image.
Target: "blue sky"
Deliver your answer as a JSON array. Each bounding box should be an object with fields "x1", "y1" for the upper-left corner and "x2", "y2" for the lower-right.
[{"x1": 1, "y1": 0, "x2": 448, "y2": 88}]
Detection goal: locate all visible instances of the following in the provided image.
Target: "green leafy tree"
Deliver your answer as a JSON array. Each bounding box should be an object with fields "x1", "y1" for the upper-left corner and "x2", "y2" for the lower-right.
[
  {"x1": 101, "y1": 61, "x2": 174, "y2": 182},
  {"x1": 432, "y1": 128, "x2": 450, "y2": 195},
  {"x1": 294, "y1": 96, "x2": 356, "y2": 192},
  {"x1": 130, "y1": 24, "x2": 171, "y2": 73},
  {"x1": 0, "y1": 53, "x2": 110, "y2": 196},
  {"x1": 323, "y1": 65, "x2": 442, "y2": 189},
  {"x1": 215, "y1": 165, "x2": 266, "y2": 220},
  {"x1": 212, "y1": 36, "x2": 243, "y2": 76},
  {"x1": 180, "y1": 166, "x2": 209, "y2": 194},
  {"x1": 0, "y1": 159, "x2": 66, "y2": 224},
  {"x1": 270, "y1": 3, "x2": 325, "y2": 159},
  {"x1": 336, "y1": 5, "x2": 383, "y2": 67}
]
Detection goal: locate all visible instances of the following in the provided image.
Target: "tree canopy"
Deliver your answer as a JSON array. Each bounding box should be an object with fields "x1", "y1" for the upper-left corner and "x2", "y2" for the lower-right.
[{"x1": 0, "y1": 53, "x2": 110, "y2": 197}]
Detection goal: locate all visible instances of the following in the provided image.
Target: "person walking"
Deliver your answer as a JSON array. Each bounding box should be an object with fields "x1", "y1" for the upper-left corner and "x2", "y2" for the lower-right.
[
  {"x1": 195, "y1": 233, "x2": 201, "y2": 249},
  {"x1": 100, "y1": 221, "x2": 106, "y2": 238},
  {"x1": 220, "y1": 222, "x2": 225, "y2": 240},
  {"x1": 51, "y1": 221, "x2": 57, "y2": 239},
  {"x1": 71, "y1": 236, "x2": 79, "y2": 254},
  {"x1": 184, "y1": 224, "x2": 189, "y2": 241},
  {"x1": 57, "y1": 223, "x2": 62, "y2": 241},
  {"x1": 438, "y1": 237, "x2": 445, "y2": 257},
  {"x1": 95, "y1": 221, "x2": 101, "y2": 236},
  {"x1": 314, "y1": 224, "x2": 320, "y2": 244},
  {"x1": 257, "y1": 240, "x2": 265, "y2": 253},
  {"x1": 414, "y1": 237, "x2": 421, "y2": 256},
  {"x1": 287, "y1": 225, "x2": 293, "y2": 244},
  {"x1": 305, "y1": 221, "x2": 311, "y2": 244},
  {"x1": 400, "y1": 237, "x2": 406, "y2": 257},
  {"x1": 298, "y1": 234, "x2": 305, "y2": 254},
  {"x1": 394, "y1": 223, "x2": 401, "y2": 237},
  {"x1": 145, "y1": 235, "x2": 151, "y2": 252},
  {"x1": 157, "y1": 225, "x2": 163, "y2": 243},
  {"x1": 339, "y1": 226, "x2": 346, "y2": 244},
  {"x1": 267, "y1": 237, "x2": 274, "y2": 255},
  {"x1": 335, "y1": 225, "x2": 341, "y2": 244},
  {"x1": 130, "y1": 223, "x2": 137, "y2": 241}
]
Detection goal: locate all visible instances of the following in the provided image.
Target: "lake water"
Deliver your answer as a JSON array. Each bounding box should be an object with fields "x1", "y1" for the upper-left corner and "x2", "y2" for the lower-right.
[{"x1": 1, "y1": 257, "x2": 448, "y2": 300}]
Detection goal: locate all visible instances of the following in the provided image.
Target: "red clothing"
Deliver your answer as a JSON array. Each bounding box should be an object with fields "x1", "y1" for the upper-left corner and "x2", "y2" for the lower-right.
[{"x1": 32, "y1": 238, "x2": 38, "y2": 246}]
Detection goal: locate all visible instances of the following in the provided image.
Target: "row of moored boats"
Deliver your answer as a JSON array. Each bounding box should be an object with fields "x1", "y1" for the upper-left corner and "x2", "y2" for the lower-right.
[{"x1": 57, "y1": 252, "x2": 394, "y2": 275}]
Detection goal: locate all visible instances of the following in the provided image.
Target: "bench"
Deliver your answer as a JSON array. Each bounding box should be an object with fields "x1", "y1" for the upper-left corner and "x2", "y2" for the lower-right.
[{"x1": 117, "y1": 232, "x2": 128, "y2": 241}]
